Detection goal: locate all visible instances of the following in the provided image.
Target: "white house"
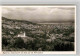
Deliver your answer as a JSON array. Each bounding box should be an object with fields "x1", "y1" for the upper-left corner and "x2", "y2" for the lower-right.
[{"x1": 17, "y1": 31, "x2": 26, "y2": 37}]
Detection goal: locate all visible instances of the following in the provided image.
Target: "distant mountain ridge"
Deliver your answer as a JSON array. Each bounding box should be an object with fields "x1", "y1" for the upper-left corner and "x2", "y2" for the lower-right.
[{"x1": 2, "y1": 17, "x2": 37, "y2": 25}]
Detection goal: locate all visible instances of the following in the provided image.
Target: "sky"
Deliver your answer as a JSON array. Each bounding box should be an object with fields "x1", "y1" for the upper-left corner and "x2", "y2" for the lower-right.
[{"x1": 2, "y1": 6, "x2": 75, "y2": 23}]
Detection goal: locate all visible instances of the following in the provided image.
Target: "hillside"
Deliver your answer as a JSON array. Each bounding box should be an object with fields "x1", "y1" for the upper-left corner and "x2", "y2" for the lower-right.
[
  {"x1": 2, "y1": 17, "x2": 74, "y2": 51},
  {"x1": 2, "y1": 17, "x2": 37, "y2": 25},
  {"x1": 2, "y1": 17, "x2": 38, "y2": 38}
]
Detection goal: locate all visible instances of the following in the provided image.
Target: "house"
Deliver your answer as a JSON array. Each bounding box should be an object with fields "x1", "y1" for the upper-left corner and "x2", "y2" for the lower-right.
[{"x1": 17, "y1": 31, "x2": 26, "y2": 37}]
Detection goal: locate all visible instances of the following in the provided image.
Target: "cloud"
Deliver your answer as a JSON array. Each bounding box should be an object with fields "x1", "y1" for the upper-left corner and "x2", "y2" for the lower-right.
[{"x1": 2, "y1": 6, "x2": 75, "y2": 23}]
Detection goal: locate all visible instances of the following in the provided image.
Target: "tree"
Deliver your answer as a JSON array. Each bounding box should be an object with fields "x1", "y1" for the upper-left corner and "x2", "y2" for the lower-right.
[
  {"x1": 14, "y1": 37, "x2": 25, "y2": 48},
  {"x1": 2, "y1": 37, "x2": 8, "y2": 46}
]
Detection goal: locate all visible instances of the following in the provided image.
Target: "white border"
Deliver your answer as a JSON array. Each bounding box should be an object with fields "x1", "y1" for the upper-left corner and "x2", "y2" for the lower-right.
[
  {"x1": 0, "y1": 5, "x2": 76, "y2": 54},
  {"x1": 0, "y1": 6, "x2": 2, "y2": 54}
]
